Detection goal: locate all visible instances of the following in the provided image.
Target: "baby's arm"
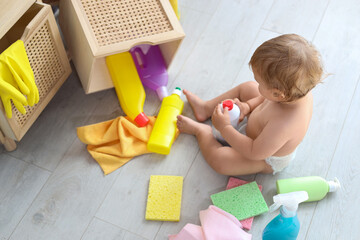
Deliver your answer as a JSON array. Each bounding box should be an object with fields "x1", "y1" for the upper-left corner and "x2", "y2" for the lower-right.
[
  {"x1": 234, "y1": 96, "x2": 265, "y2": 121},
  {"x1": 244, "y1": 95, "x2": 265, "y2": 112},
  {"x1": 224, "y1": 122, "x2": 290, "y2": 160},
  {"x1": 229, "y1": 119, "x2": 291, "y2": 160},
  {"x1": 213, "y1": 106, "x2": 290, "y2": 160}
]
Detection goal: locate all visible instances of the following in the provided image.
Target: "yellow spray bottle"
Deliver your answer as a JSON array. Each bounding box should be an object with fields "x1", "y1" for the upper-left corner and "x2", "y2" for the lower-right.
[
  {"x1": 106, "y1": 52, "x2": 149, "y2": 127},
  {"x1": 147, "y1": 87, "x2": 184, "y2": 154}
]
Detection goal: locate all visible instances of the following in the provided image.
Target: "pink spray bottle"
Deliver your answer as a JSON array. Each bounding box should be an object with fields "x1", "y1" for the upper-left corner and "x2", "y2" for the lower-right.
[{"x1": 130, "y1": 44, "x2": 169, "y2": 100}]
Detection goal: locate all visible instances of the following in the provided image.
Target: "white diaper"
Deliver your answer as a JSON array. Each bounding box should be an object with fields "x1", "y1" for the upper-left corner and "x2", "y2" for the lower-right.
[{"x1": 265, "y1": 150, "x2": 297, "y2": 175}]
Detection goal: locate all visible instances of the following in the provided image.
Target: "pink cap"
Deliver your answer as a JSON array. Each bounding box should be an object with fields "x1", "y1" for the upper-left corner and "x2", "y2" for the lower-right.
[
  {"x1": 134, "y1": 112, "x2": 149, "y2": 127},
  {"x1": 222, "y1": 100, "x2": 234, "y2": 110}
]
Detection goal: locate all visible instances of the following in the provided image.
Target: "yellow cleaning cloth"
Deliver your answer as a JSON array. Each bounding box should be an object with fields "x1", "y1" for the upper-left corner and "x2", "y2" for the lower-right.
[{"x1": 77, "y1": 116, "x2": 179, "y2": 175}]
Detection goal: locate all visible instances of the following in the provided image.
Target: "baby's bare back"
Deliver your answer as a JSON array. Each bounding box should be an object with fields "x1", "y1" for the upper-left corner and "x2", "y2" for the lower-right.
[{"x1": 245, "y1": 94, "x2": 313, "y2": 157}]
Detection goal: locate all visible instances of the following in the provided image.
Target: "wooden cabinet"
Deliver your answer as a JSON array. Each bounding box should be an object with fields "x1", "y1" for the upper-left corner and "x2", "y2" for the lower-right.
[
  {"x1": 0, "y1": 1, "x2": 71, "y2": 149},
  {"x1": 59, "y1": 0, "x2": 185, "y2": 94}
]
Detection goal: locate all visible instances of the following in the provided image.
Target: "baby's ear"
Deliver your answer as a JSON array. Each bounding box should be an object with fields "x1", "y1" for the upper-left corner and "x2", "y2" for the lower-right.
[{"x1": 272, "y1": 89, "x2": 286, "y2": 99}]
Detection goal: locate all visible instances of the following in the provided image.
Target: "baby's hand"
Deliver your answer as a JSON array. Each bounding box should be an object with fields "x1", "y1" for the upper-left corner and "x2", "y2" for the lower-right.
[
  {"x1": 233, "y1": 98, "x2": 251, "y2": 123},
  {"x1": 212, "y1": 104, "x2": 231, "y2": 132}
]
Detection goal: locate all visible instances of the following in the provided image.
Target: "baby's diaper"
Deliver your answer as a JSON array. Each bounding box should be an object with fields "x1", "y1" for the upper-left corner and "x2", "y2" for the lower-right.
[{"x1": 265, "y1": 150, "x2": 297, "y2": 174}]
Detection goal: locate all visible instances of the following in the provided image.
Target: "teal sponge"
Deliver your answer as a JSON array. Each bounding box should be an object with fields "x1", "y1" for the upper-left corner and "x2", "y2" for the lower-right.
[{"x1": 210, "y1": 181, "x2": 268, "y2": 220}]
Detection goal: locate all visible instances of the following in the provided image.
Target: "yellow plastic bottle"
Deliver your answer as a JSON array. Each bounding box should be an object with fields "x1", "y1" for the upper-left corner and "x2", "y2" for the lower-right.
[
  {"x1": 148, "y1": 87, "x2": 184, "y2": 154},
  {"x1": 169, "y1": 0, "x2": 180, "y2": 19},
  {"x1": 106, "y1": 52, "x2": 149, "y2": 127}
]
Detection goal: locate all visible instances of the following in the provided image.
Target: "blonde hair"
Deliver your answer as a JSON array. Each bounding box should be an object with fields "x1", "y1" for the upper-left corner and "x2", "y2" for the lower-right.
[{"x1": 249, "y1": 34, "x2": 323, "y2": 101}]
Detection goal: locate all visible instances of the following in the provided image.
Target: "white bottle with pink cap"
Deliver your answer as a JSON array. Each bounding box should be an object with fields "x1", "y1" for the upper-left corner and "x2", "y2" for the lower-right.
[{"x1": 213, "y1": 100, "x2": 241, "y2": 144}]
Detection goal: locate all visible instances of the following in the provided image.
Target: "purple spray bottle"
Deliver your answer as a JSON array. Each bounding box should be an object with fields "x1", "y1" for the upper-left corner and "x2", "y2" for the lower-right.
[{"x1": 130, "y1": 44, "x2": 169, "y2": 100}]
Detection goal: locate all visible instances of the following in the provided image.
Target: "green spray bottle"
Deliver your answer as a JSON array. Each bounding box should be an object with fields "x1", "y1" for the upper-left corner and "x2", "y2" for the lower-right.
[{"x1": 276, "y1": 176, "x2": 341, "y2": 202}]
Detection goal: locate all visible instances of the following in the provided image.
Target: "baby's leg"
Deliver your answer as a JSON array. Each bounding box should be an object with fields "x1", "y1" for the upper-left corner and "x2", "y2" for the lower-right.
[
  {"x1": 177, "y1": 115, "x2": 213, "y2": 137},
  {"x1": 184, "y1": 81, "x2": 260, "y2": 122},
  {"x1": 177, "y1": 115, "x2": 270, "y2": 175},
  {"x1": 204, "y1": 145, "x2": 272, "y2": 175}
]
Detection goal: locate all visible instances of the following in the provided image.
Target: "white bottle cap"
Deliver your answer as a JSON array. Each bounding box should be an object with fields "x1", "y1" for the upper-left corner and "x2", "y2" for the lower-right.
[
  {"x1": 328, "y1": 177, "x2": 341, "y2": 192},
  {"x1": 172, "y1": 87, "x2": 182, "y2": 97}
]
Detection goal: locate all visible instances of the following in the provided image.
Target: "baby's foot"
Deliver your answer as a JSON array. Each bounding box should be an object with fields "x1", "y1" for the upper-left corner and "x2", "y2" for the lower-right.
[
  {"x1": 177, "y1": 115, "x2": 211, "y2": 136},
  {"x1": 183, "y1": 89, "x2": 209, "y2": 122}
]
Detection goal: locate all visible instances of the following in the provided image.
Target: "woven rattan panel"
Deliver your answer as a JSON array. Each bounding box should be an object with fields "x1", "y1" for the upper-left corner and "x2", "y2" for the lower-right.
[
  {"x1": 12, "y1": 21, "x2": 65, "y2": 127},
  {"x1": 80, "y1": 0, "x2": 173, "y2": 47}
]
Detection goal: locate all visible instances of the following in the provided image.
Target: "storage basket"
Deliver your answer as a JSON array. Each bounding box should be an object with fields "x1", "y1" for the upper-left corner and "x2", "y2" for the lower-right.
[
  {"x1": 0, "y1": 3, "x2": 71, "y2": 140},
  {"x1": 60, "y1": 0, "x2": 185, "y2": 93}
]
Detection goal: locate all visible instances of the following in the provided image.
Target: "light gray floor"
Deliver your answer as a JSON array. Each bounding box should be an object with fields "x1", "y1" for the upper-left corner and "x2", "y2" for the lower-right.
[{"x1": 1, "y1": 0, "x2": 360, "y2": 239}]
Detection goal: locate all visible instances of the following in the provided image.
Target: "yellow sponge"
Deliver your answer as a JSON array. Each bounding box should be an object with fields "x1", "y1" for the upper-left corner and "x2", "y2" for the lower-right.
[{"x1": 145, "y1": 175, "x2": 183, "y2": 221}]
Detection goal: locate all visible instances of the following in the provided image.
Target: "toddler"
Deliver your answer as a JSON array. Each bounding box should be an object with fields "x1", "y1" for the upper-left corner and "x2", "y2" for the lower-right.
[{"x1": 177, "y1": 34, "x2": 323, "y2": 175}]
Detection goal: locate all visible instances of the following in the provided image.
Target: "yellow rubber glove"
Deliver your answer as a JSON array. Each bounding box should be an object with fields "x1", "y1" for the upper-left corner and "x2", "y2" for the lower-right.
[
  {"x1": 0, "y1": 62, "x2": 28, "y2": 118},
  {"x1": 0, "y1": 40, "x2": 39, "y2": 106}
]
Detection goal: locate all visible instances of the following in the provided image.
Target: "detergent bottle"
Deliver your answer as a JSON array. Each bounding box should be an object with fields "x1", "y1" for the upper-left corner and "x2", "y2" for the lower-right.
[
  {"x1": 169, "y1": 0, "x2": 180, "y2": 19},
  {"x1": 262, "y1": 191, "x2": 309, "y2": 240},
  {"x1": 106, "y1": 51, "x2": 149, "y2": 127},
  {"x1": 276, "y1": 176, "x2": 341, "y2": 202},
  {"x1": 130, "y1": 44, "x2": 169, "y2": 100},
  {"x1": 147, "y1": 87, "x2": 184, "y2": 154},
  {"x1": 213, "y1": 100, "x2": 240, "y2": 144}
]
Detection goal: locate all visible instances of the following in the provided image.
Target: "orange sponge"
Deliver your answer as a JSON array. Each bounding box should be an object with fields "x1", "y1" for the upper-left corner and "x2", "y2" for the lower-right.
[{"x1": 145, "y1": 175, "x2": 183, "y2": 221}]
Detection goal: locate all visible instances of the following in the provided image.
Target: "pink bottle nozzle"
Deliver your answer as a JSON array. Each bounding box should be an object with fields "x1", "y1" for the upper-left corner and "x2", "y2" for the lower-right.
[
  {"x1": 156, "y1": 86, "x2": 169, "y2": 100},
  {"x1": 130, "y1": 45, "x2": 169, "y2": 100},
  {"x1": 134, "y1": 112, "x2": 149, "y2": 127}
]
